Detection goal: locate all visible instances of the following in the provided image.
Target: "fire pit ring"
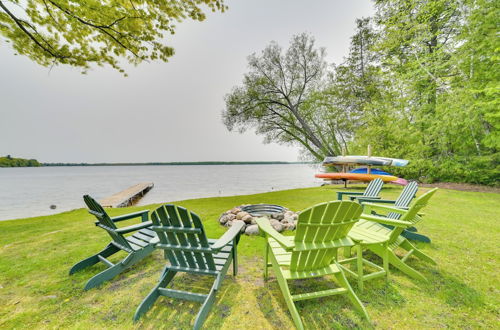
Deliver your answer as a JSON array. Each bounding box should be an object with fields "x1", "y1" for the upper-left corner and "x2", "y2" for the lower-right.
[
  {"x1": 240, "y1": 204, "x2": 287, "y2": 217},
  {"x1": 218, "y1": 204, "x2": 298, "y2": 236}
]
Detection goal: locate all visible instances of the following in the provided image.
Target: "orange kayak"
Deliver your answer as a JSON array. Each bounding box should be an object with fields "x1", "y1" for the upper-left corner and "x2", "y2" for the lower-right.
[{"x1": 315, "y1": 173, "x2": 398, "y2": 182}]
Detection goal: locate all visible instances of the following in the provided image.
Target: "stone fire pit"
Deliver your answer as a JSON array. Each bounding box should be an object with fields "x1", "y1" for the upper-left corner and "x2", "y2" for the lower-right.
[{"x1": 218, "y1": 204, "x2": 299, "y2": 236}]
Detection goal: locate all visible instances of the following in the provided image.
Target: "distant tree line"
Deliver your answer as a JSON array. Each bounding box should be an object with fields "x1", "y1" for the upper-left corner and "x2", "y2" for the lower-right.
[
  {"x1": 0, "y1": 155, "x2": 41, "y2": 167},
  {"x1": 224, "y1": 0, "x2": 499, "y2": 186}
]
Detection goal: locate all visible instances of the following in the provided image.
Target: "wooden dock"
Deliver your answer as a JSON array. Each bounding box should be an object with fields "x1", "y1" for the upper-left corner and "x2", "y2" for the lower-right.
[{"x1": 100, "y1": 182, "x2": 154, "y2": 208}]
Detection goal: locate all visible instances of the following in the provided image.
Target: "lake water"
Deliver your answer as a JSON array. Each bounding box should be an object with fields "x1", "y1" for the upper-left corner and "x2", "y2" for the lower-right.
[{"x1": 0, "y1": 164, "x2": 321, "y2": 220}]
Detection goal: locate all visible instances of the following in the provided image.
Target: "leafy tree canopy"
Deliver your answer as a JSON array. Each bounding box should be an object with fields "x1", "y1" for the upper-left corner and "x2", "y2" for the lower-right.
[{"x1": 0, "y1": 0, "x2": 226, "y2": 73}]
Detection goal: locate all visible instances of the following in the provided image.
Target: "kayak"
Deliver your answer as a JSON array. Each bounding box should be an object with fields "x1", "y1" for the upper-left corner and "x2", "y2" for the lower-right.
[
  {"x1": 349, "y1": 167, "x2": 408, "y2": 185},
  {"x1": 350, "y1": 167, "x2": 392, "y2": 175},
  {"x1": 315, "y1": 173, "x2": 398, "y2": 182},
  {"x1": 391, "y1": 178, "x2": 409, "y2": 186},
  {"x1": 323, "y1": 156, "x2": 409, "y2": 167}
]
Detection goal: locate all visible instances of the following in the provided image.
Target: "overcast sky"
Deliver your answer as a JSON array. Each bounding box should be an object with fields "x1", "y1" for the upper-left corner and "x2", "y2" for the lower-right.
[{"x1": 0, "y1": 1, "x2": 374, "y2": 163}]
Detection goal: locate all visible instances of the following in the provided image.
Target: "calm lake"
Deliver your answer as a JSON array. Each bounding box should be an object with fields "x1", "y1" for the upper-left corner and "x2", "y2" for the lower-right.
[{"x1": 0, "y1": 164, "x2": 321, "y2": 220}]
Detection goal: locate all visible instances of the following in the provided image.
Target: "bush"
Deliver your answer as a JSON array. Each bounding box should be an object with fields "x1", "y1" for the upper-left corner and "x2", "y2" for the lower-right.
[{"x1": 392, "y1": 153, "x2": 500, "y2": 186}]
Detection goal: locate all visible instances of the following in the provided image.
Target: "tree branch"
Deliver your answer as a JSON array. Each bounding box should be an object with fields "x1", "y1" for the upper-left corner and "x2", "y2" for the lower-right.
[
  {"x1": 47, "y1": 0, "x2": 141, "y2": 58},
  {"x1": 0, "y1": 1, "x2": 66, "y2": 59}
]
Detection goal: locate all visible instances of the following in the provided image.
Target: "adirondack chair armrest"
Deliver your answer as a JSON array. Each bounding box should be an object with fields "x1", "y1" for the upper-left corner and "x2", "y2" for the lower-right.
[
  {"x1": 211, "y1": 221, "x2": 244, "y2": 253},
  {"x1": 362, "y1": 202, "x2": 408, "y2": 215},
  {"x1": 360, "y1": 214, "x2": 413, "y2": 227},
  {"x1": 111, "y1": 210, "x2": 149, "y2": 223},
  {"x1": 115, "y1": 221, "x2": 153, "y2": 234},
  {"x1": 337, "y1": 191, "x2": 364, "y2": 200},
  {"x1": 357, "y1": 198, "x2": 396, "y2": 205},
  {"x1": 350, "y1": 196, "x2": 381, "y2": 202},
  {"x1": 256, "y1": 218, "x2": 295, "y2": 251}
]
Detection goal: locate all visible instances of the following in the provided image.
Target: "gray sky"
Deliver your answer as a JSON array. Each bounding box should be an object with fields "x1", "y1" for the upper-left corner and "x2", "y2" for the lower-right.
[{"x1": 0, "y1": 1, "x2": 374, "y2": 163}]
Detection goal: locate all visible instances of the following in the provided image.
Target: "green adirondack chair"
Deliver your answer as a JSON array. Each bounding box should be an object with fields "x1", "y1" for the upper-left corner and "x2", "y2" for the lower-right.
[
  {"x1": 348, "y1": 188, "x2": 438, "y2": 282},
  {"x1": 69, "y1": 195, "x2": 158, "y2": 290},
  {"x1": 356, "y1": 181, "x2": 431, "y2": 243},
  {"x1": 356, "y1": 181, "x2": 418, "y2": 207},
  {"x1": 338, "y1": 182, "x2": 418, "y2": 290},
  {"x1": 337, "y1": 178, "x2": 384, "y2": 201},
  {"x1": 134, "y1": 204, "x2": 244, "y2": 329},
  {"x1": 257, "y1": 201, "x2": 370, "y2": 329}
]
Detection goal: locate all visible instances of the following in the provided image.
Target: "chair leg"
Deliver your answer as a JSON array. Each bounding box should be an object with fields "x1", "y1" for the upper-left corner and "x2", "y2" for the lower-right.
[
  {"x1": 383, "y1": 243, "x2": 389, "y2": 281},
  {"x1": 344, "y1": 246, "x2": 352, "y2": 258},
  {"x1": 264, "y1": 242, "x2": 270, "y2": 281},
  {"x1": 232, "y1": 242, "x2": 238, "y2": 276},
  {"x1": 69, "y1": 244, "x2": 119, "y2": 275},
  {"x1": 159, "y1": 265, "x2": 169, "y2": 280},
  {"x1": 84, "y1": 262, "x2": 126, "y2": 290},
  {"x1": 370, "y1": 245, "x2": 427, "y2": 282},
  {"x1": 83, "y1": 246, "x2": 154, "y2": 290},
  {"x1": 333, "y1": 270, "x2": 371, "y2": 322},
  {"x1": 215, "y1": 253, "x2": 234, "y2": 291},
  {"x1": 269, "y1": 254, "x2": 303, "y2": 330},
  {"x1": 194, "y1": 277, "x2": 218, "y2": 330},
  {"x1": 400, "y1": 240, "x2": 436, "y2": 264},
  {"x1": 134, "y1": 269, "x2": 177, "y2": 321},
  {"x1": 356, "y1": 245, "x2": 364, "y2": 292}
]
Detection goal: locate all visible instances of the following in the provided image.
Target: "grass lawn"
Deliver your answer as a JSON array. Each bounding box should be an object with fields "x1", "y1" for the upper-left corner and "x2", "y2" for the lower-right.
[{"x1": 0, "y1": 185, "x2": 498, "y2": 329}]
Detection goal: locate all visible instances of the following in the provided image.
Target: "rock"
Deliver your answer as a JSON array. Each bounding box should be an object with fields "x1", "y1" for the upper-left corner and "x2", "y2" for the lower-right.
[
  {"x1": 242, "y1": 214, "x2": 253, "y2": 224},
  {"x1": 270, "y1": 219, "x2": 284, "y2": 232},
  {"x1": 271, "y1": 213, "x2": 284, "y2": 221},
  {"x1": 284, "y1": 222, "x2": 296, "y2": 231},
  {"x1": 230, "y1": 207, "x2": 241, "y2": 215},
  {"x1": 245, "y1": 224, "x2": 259, "y2": 236},
  {"x1": 225, "y1": 220, "x2": 233, "y2": 227},
  {"x1": 219, "y1": 214, "x2": 231, "y2": 224},
  {"x1": 284, "y1": 210, "x2": 295, "y2": 217},
  {"x1": 236, "y1": 211, "x2": 249, "y2": 220},
  {"x1": 291, "y1": 214, "x2": 298, "y2": 220},
  {"x1": 250, "y1": 218, "x2": 257, "y2": 225},
  {"x1": 227, "y1": 213, "x2": 236, "y2": 221}
]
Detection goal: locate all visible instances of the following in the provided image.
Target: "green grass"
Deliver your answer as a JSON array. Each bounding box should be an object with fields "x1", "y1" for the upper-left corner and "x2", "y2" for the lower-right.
[{"x1": 0, "y1": 185, "x2": 499, "y2": 329}]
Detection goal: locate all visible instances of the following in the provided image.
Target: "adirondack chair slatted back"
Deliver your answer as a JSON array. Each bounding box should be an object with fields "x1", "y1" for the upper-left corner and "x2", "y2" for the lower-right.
[
  {"x1": 151, "y1": 204, "x2": 216, "y2": 271},
  {"x1": 83, "y1": 195, "x2": 133, "y2": 251},
  {"x1": 388, "y1": 188, "x2": 438, "y2": 241},
  {"x1": 364, "y1": 178, "x2": 383, "y2": 197},
  {"x1": 387, "y1": 181, "x2": 419, "y2": 219},
  {"x1": 291, "y1": 201, "x2": 362, "y2": 272}
]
